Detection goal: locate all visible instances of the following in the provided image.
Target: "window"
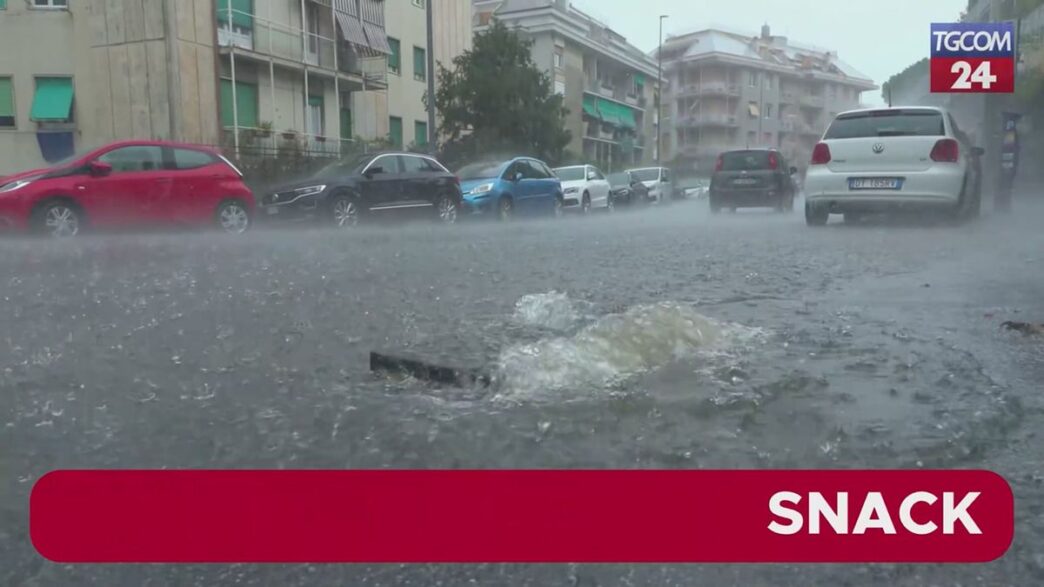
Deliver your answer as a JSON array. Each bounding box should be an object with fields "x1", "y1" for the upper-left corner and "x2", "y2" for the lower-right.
[
  {"x1": 172, "y1": 148, "x2": 218, "y2": 170},
  {"x1": 764, "y1": 104, "x2": 773, "y2": 119},
  {"x1": 340, "y1": 107, "x2": 352, "y2": 141},
  {"x1": 554, "y1": 80, "x2": 565, "y2": 96},
  {"x1": 553, "y1": 48, "x2": 564, "y2": 69},
  {"x1": 747, "y1": 101, "x2": 760, "y2": 119},
  {"x1": 32, "y1": 0, "x2": 68, "y2": 8},
  {"x1": 367, "y1": 154, "x2": 402, "y2": 175},
  {"x1": 748, "y1": 71, "x2": 758, "y2": 87},
  {"x1": 0, "y1": 77, "x2": 14, "y2": 128},
  {"x1": 388, "y1": 38, "x2": 401, "y2": 74},
  {"x1": 824, "y1": 109, "x2": 945, "y2": 140},
  {"x1": 219, "y1": 79, "x2": 258, "y2": 128},
  {"x1": 98, "y1": 146, "x2": 164, "y2": 173},
  {"x1": 765, "y1": 75, "x2": 773, "y2": 90},
  {"x1": 400, "y1": 156, "x2": 431, "y2": 174},
  {"x1": 31, "y1": 77, "x2": 74, "y2": 122},
  {"x1": 414, "y1": 120, "x2": 428, "y2": 146},
  {"x1": 0, "y1": 0, "x2": 6, "y2": 9},
  {"x1": 307, "y1": 95, "x2": 324, "y2": 136},
  {"x1": 389, "y1": 116, "x2": 403, "y2": 148},
  {"x1": 413, "y1": 47, "x2": 426, "y2": 81},
  {"x1": 215, "y1": 0, "x2": 253, "y2": 30}
]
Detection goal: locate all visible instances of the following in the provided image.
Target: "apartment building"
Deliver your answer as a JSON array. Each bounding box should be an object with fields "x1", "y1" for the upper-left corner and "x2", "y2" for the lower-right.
[
  {"x1": 473, "y1": 0, "x2": 660, "y2": 172},
  {"x1": 659, "y1": 25, "x2": 876, "y2": 173},
  {"x1": 0, "y1": 0, "x2": 470, "y2": 175}
]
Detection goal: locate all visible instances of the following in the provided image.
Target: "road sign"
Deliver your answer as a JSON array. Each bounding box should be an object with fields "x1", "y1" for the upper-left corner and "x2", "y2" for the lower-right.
[{"x1": 930, "y1": 22, "x2": 1016, "y2": 93}]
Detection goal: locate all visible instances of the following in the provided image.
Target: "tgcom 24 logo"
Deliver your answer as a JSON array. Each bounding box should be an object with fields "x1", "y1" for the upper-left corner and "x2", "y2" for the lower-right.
[{"x1": 931, "y1": 22, "x2": 1017, "y2": 93}]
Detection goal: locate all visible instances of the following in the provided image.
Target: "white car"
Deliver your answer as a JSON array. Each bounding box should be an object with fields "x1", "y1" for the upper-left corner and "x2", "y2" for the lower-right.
[
  {"x1": 628, "y1": 167, "x2": 674, "y2": 203},
  {"x1": 553, "y1": 165, "x2": 612, "y2": 212},
  {"x1": 804, "y1": 106, "x2": 983, "y2": 226}
]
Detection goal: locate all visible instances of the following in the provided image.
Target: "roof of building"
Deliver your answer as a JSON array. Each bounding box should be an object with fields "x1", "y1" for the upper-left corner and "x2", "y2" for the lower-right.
[
  {"x1": 474, "y1": 0, "x2": 659, "y2": 76},
  {"x1": 661, "y1": 25, "x2": 876, "y2": 89}
]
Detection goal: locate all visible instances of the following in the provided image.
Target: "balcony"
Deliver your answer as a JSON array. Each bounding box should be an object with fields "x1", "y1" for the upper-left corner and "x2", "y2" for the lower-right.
[
  {"x1": 218, "y1": 13, "x2": 386, "y2": 88},
  {"x1": 624, "y1": 93, "x2": 640, "y2": 106},
  {"x1": 800, "y1": 94, "x2": 825, "y2": 109},
  {"x1": 675, "y1": 113, "x2": 738, "y2": 128},
  {"x1": 673, "y1": 82, "x2": 740, "y2": 98}
]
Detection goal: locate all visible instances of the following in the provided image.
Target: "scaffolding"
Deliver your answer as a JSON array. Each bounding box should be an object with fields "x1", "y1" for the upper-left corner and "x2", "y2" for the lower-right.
[{"x1": 217, "y1": 0, "x2": 389, "y2": 159}]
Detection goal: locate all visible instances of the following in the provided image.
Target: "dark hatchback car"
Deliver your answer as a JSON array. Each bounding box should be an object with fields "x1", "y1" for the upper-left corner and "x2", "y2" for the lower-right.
[
  {"x1": 259, "y1": 151, "x2": 463, "y2": 227},
  {"x1": 709, "y1": 149, "x2": 798, "y2": 213},
  {"x1": 607, "y1": 171, "x2": 651, "y2": 208}
]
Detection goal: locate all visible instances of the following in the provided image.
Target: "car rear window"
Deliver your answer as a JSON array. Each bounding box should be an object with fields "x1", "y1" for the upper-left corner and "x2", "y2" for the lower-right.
[
  {"x1": 719, "y1": 151, "x2": 773, "y2": 171},
  {"x1": 824, "y1": 110, "x2": 946, "y2": 139}
]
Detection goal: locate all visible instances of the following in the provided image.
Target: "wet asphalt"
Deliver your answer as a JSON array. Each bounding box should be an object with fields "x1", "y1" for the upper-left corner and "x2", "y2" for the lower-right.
[{"x1": 2, "y1": 195, "x2": 1044, "y2": 586}]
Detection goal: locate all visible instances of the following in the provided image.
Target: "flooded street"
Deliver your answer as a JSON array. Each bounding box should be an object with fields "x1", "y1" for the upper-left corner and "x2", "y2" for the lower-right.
[{"x1": 3, "y1": 198, "x2": 1044, "y2": 585}]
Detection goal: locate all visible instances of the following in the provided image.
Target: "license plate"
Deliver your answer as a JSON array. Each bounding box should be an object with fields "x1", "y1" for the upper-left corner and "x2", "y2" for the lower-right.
[
  {"x1": 266, "y1": 207, "x2": 280, "y2": 215},
  {"x1": 733, "y1": 178, "x2": 758, "y2": 186},
  {"x1": 849, "y1": 178, "x2": 902, "y2": 190}
]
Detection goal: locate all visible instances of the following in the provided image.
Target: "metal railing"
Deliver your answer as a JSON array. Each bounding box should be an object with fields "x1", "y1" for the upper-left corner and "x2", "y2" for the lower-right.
[
  {"x1": 223, "y1": 127, "x2": 361, "y2": 157},
  {"x1": 217, "y1": 8, "x2": 384, "y2": 79},
  {"x1": 675, "y1": 113, "x2": 738, "y2": 127}
]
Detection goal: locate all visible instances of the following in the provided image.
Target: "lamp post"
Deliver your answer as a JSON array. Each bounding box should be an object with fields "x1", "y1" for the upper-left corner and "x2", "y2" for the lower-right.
[{"x1": 656, "y1": 15, "x2": 668, "y2": 166}]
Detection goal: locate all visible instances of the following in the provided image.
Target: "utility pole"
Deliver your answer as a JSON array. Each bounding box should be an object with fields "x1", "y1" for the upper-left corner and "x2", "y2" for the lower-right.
[
  {"x1": 656, "y1": 15, "x2": 668, "y2": 166},
  {"x1": 426, "y1": 0, "x2": 437, "y2": 154}
]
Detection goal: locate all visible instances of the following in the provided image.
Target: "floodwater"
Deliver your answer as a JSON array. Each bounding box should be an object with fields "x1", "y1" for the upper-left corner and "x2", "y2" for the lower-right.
[{"x1": 2, "y1": 196, "x2": 1043, "y2": 585}]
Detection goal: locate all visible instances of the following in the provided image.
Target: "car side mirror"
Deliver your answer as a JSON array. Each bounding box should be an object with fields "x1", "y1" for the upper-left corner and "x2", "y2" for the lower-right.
[
  {"x1": 587, "y1": 172, "x2": 597, "y2": 181},
  {"x1": 365, "y1": 166, "x2": 383, "y2": 178},
  {"x1": 513, "y1": 172, "x2": 524, "y2": 182},
  {"x1": 971, "y1": 147, "x2": 985, "y2": 157},
  {"x1": 789, "y1": 166, "x2": 798, "y2": 175},
  {"x1": 89, "y1": 161, "x2": 113, "y2": 177}
]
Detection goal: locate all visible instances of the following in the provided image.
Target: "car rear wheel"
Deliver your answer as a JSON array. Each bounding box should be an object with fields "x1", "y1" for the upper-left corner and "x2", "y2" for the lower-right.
[
  {"x1": 581, "y1": 193, "x2": 591, "y2": 214},
  {"x1": 330, "y1": 194, "x2": 360, "y2": 228},
  {"x1": 34, "y1": 201, "x2": 83, "y2": 238},
  {"x1": 805, "y1": 202, "x2": 828, "y2": 226},
  {"x1": 216, "y1": 200, "x2": 251, "y2": 234},
  {"x1": 436, "y1": 195, "x2": 458, "y2": 224}
]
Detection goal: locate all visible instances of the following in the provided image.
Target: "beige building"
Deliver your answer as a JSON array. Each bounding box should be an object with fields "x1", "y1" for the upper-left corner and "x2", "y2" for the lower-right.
[
  {"x1": 660, "y1": 25, "x2": 877, "y2": 174},
  {"x1": 473, "y1": 0, "x2": 660, "y2": 172},
  {"x1": 0, "y1": 0, "x2": 470, "y2": 175}
]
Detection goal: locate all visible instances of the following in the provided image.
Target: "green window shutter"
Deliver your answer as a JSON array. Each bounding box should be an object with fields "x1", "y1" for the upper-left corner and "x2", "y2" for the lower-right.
[
  {"x1": 0, "y1": 1, "x2": 7, "y2": 10},
  {"x1": 388, "y1": 38, "x2": 401, "y2": 73},
  {"x1": 308, "y1": 95, "x2": 323, "y2": 108},
  {"x1": 219, "y1": 79, "x2": 258, "y2": 128},
  {"x1": 340, "y1": 108, "x2": 352, "y2": 140},
  {"x1": 414, "y1": 121, "x2": 427, "y2": 146},
  {"x1": 216, "y1": 0, "x2": 254, "y2": 30},
  {"x1": 413, "y1": 47, "x2": 426, "y2": 80},
  {"x1": 30, "y1": 77, "x2": 74, "y2": 122},
  {"x1": 0, "y1": 78, "x2": 13, "y2": 118},
  {"x1": 582, "y1": 95, "x2": 600, "y2": 120},
  {"x1": 634, "y1": 73, "x2": 645, "y2": 86},
  {"x1": 389, "y1": 116, "x2": 403, "y2": 148}
]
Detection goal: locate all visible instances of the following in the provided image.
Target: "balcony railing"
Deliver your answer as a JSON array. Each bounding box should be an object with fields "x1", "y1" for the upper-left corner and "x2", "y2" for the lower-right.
[
  {"x1": 800, "y1": 94, "x2": 825, "y2": 109},
  {"x1": 218, "y1": 11, "x2": 383, "y2": 81},
  {"x1": 223, "y1": 127, "x2": 360, "y2": 157},
  {"x1": 675, "y1": 113, "x2": 738, "y2": 128},
  {"x1": 672, "y1": 82, "x2": 740, "y2": 98}
]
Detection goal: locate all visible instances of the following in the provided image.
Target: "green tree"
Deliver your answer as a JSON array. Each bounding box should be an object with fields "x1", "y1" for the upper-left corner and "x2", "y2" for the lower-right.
[{"x1": 433, "y1": 21, "x2": 572, "y2": 168}]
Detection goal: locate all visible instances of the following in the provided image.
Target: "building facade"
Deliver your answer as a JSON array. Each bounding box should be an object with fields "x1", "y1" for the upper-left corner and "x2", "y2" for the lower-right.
[
  {"x1": 659, "y1": 25, "x2": 876, "y2": 174},
  {"x1": 0, "y1": 0, "x2": 470, "y2": 175},
  {"x1": 473, "y1": 0, "x2": 660, "y2": 172}
]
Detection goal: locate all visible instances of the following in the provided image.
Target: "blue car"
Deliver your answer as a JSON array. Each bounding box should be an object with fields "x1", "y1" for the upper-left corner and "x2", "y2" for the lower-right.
[{"x1": 457, "y1": 157, "x2": 564, "y2": 220}]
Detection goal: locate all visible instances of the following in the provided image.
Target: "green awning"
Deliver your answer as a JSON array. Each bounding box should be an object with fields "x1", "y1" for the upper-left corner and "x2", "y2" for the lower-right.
[
  {"x1": 31, "y1": 78, "x2": 74, "y2": 122},
  {"x1": 216, "y1": 0, "x2": 254, "y2": 29},
  {"x1": 582, "y1": 95, "x2": 600, "y2": 120},
  {"x1": 596, "y1": 99, "x2": 636, "y2": 130}
]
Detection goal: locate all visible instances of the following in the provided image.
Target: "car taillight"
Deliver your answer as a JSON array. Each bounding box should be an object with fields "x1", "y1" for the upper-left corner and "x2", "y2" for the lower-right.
[
  {"x1": 810, "y1": 143, "x2": 831, "y2": 165},
  {"x1": 930, "y1": 138, "x2": 959, "y2": 163},
  {"x1": 715, "y1": 155, "x2": 724, "y2": 172},
  {"x1": 768, "y1": 152, "x2": 779, "y2": 170}
]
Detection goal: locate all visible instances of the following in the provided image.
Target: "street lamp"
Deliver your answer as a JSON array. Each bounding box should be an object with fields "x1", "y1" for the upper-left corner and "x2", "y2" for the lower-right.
[{"x1": 656, "y1": 15, "x2": 668, "y2": 166}]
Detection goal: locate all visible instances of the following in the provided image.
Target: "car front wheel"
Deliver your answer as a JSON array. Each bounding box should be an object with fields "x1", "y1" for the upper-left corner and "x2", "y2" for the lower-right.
[
  {"x1": 330, "y1": 194, "x2": 360, "y2": 228},
  {"x1": 35, "y1": 201, "x2": 83, "y2": 238},
  {"x1": 436, "y1": 195, "x2": 458, "y2": 224}
]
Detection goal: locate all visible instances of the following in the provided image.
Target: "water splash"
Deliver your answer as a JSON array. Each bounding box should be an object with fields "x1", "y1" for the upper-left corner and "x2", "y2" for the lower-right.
[
  {"x1": 512, "y1": 291, "x2": 587, "y2": 332},
  {"x1": 494, "y1": 301, "x2": 723, "y2": 399}
]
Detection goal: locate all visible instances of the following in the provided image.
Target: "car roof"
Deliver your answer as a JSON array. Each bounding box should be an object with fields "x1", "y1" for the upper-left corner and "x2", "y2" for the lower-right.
[
  {"x1": 721, "y1": 148, "x2": 778, "y2": 153},
  {"x1": 835, "y1": 105, "x2": 947, "y2": 118},
  {"x1": 554, "y1": 164, "x2": 585, "y2": 169}
]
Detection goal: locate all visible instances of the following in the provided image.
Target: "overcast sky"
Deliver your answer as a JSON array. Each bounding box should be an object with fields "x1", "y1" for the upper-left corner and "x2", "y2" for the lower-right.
[{"x1": 571, "y1": 0, "x2": 967, "y2": 105}]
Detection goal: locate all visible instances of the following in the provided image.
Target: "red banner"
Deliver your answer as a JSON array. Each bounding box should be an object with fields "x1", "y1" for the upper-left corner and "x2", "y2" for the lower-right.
[{"x1": 30, "y1": 470, "x2": 1013, "y2": 563}]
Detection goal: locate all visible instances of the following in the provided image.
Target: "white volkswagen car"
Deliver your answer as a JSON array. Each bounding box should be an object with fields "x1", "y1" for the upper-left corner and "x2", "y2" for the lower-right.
[
  {"x1": 804, "y1": 107, "x2": 983, "y2": 226},
  {"x1": 553, "y1": 165, "x2": 612, "y2": 213}
]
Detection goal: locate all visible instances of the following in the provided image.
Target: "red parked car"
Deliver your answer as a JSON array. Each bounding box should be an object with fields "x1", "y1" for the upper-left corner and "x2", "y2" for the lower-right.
[{"x1": 0, "y1": 140, "x2": 255, "y2": 238}]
